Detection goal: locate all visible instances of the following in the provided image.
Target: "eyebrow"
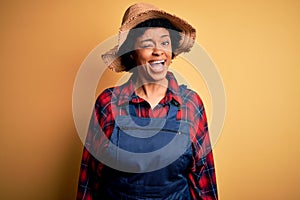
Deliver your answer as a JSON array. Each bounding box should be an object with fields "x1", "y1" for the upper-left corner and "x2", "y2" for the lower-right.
[
  {"x1": 161, "y1": 34, "x2": 170, "y2": 38},
  {"x1": 140, "y1": 34, "x2": 170, "y2": 43},
  {"x1": 140, "y1": 39, "x2": 153, "y2": 43}
]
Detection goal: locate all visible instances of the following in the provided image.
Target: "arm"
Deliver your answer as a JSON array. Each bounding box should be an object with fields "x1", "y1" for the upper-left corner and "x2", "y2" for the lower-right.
[
  {"x1": 76, "y1": 89, "x2": 114, "y2": 200},
  {"x1": 187, "y1": 92, "x2": 218, "y2": 200},
  {"x1": 76, "y1": 110, "x2": 103, "y2": 200},
  {"x1": 76, "y1": 148, "x2": 94, "y2": 200}
]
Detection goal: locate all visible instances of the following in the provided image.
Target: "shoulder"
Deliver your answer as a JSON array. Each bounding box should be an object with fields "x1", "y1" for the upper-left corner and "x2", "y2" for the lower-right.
[
  {"x1": 179, "y1": 85, "x2": 205, "y2": 109},
  {"x1": 96, "y1": 87, "x2": 114, "y2": 106},
  {"x1": 96, "y1": 83, "x2": 126, "y2": 102},
  {"x1": 95, "y1": 86, "x2": 121, "y2": 110}
]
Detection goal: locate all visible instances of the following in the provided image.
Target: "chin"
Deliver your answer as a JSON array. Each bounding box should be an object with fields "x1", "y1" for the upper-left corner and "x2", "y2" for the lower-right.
[{"x1": 146, "y1": 69, "x2": 168, "y2": 83}]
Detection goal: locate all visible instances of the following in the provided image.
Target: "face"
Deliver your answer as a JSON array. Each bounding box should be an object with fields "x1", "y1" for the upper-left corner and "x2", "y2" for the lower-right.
[{"x1": 132, "y1": 27, "x2": 172, "y2": 83}]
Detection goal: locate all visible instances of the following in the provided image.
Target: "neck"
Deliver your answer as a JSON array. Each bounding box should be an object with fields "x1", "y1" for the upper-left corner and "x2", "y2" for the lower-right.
[{"x1": 134, "y1": 77, "x2": 168, "y2": 109}]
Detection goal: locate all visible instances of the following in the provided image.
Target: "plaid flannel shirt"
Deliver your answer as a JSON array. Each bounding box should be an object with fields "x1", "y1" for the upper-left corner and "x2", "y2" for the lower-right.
[{"x1": 77, "y1": 71, "x2": 218, "y2": 200}]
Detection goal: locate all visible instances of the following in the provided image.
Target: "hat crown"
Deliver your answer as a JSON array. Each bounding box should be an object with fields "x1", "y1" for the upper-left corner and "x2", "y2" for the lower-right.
[{"x1": 121, "y1": 3, "x2": 159, "y2": 25}]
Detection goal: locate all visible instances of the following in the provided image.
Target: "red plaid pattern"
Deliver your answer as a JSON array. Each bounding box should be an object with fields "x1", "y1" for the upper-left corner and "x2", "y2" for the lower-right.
[{"x1": 76, "y1": 72, "x2": 218, "y2": 200}]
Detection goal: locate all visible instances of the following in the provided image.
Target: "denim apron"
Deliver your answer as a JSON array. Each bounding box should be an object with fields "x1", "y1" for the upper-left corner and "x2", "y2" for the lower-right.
[{"x1": 96, "y1": 99, "x2": 193, "y2": 199}]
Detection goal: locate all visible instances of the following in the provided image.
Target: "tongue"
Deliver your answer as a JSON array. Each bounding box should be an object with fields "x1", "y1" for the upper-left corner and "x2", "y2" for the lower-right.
[{"x1": 150, "y1": 63, "x2": 164, "y2": 70}]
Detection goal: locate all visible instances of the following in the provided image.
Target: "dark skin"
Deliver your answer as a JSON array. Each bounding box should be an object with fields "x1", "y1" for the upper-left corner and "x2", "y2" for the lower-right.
[{"x1": 132, "y1": 27, "x2": 172, "y2": 109}]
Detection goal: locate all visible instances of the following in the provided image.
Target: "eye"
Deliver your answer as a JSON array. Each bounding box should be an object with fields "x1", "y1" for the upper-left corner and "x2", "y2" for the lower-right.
[
  {"x1": 162, "y1": 41, "x2": 170, "y2": 46},
  {"x1": 141, "y1": 42, "x2": 154, "y2": 48},
  {"x1": 141, "y1": 45, "x2": 152, "y2": 48}
]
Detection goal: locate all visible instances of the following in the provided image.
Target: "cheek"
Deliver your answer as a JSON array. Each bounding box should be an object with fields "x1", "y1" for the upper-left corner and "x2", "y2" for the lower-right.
[
  {"x1": 166, "y1": 51, "x2": 172, "y2": 65},
  {"x1": 134, "y1": 50, "x2": 152, "y2": 64},
  {"x1": 165, "y1": 46, "x2": 172, "y2": 57},
  {"x1": 166, "y1": 59, "x2": 172, "y2": 67}
]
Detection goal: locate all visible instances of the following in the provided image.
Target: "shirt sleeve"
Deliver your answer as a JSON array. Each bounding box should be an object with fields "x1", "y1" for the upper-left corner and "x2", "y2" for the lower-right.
[
  {"x1": 76, "y1": 89, "x2": 113, "y2": 200},
  {"x1": 76, "y1": 109, "x2": 102, "y2": 200},
  {"x1": 187, "y1": 92, "x2": 218, "y2": 200}
]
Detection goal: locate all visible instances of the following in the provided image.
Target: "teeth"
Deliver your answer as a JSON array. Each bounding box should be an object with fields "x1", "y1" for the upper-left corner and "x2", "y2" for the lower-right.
[{"x1": 150, "y1": 60, "x2": 165, "y2": 64}]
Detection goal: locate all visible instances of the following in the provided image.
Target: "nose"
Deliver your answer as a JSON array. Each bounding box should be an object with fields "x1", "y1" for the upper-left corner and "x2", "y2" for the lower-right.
[{"x1": 152, "y1": 47, "x2": 164, "y2": 56}]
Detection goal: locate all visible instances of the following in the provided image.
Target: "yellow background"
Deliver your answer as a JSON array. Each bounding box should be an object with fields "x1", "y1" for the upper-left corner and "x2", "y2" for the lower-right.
[{"x1": 1, "y1": 0, "x2": 299, "y2": 199}]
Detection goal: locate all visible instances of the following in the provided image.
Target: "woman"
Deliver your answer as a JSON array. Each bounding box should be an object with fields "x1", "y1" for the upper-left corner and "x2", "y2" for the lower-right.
[{"x1": 77, "y1": 3, "x2": 218, "y2": 200}]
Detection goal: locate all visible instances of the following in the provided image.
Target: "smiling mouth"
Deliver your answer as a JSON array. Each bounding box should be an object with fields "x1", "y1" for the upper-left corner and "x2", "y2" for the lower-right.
[{"x1": 148, "y1": 60, "x2": 166, "y2": 71}]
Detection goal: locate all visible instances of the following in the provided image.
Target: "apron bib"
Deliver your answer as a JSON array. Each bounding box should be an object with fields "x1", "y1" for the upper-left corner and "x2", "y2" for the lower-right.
[{"x1": 96, "y1": 101, "x2": 193, "y2": 199}]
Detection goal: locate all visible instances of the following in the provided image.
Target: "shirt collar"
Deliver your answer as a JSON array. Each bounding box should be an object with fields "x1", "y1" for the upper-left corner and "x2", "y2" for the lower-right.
[{"x1": 117, "y1": 71, "x2": 182, "y2": 106}]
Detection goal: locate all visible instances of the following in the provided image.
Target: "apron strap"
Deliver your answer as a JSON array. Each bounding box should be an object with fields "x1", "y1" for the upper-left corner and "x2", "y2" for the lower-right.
[{"x1": 167, "y1": 101, "x2": 180, "y2": 120}]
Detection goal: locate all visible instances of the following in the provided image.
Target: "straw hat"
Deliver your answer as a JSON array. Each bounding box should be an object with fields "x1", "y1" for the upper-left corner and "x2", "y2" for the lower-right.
[{"x1": 101, "y1": 3, "x2": 196, "y2": 72}]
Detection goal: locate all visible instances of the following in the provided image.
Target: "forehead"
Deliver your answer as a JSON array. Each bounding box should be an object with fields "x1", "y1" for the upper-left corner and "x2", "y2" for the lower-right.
[{"x1": 136, "y1": 27, "x2": 170, "y2": 40}]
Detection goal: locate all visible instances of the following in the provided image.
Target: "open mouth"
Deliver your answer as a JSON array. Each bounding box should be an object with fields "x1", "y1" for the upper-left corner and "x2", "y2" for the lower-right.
[{"x1": 148, "y1": 60, "x2": 166, "y2": 71}]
